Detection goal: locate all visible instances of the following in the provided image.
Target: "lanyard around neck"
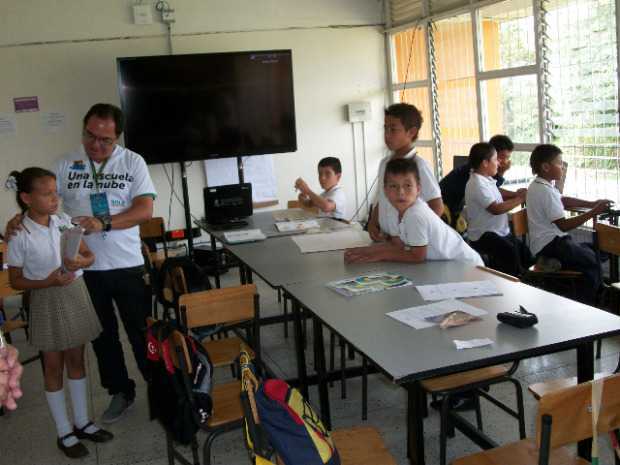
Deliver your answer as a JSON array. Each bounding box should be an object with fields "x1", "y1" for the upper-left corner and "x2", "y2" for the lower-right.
[{"x1": 88, "y1": 158, "x2": 109, "y2": 193}]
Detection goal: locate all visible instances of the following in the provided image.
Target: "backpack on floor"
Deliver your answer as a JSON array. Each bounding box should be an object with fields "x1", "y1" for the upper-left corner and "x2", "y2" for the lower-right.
[
  {"x1": 254, "y1": 379, "x2": 340, "y2": 465},
  {"x1": 146, "y1": 320, "x2": 214, "y2": 444}
]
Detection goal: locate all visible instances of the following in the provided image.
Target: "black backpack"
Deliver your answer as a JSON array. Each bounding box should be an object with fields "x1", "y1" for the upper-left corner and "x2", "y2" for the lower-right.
[{"x1": 146, "y1": 320, "x2": 214, "y2": 444}]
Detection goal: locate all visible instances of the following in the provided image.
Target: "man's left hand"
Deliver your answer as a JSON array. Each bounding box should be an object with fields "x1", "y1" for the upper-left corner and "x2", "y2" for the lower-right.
[{"x1": 73, "y1": 216, "x2": 104, "y2": 234}]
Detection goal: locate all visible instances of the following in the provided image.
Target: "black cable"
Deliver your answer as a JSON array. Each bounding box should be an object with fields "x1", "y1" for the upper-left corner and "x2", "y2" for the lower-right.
[{"x1": 400, "y1": 26, "x2": 418, "y2": 101}]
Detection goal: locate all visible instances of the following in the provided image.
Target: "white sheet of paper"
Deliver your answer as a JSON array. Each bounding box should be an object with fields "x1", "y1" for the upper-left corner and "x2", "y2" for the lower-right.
[
  {"x1": 291, "y1": 229, "x2": 372, "y2": 253},
  {"x1": 275, "y1": 220, "x2": 321, "y2": 232},
  {"x1": 223, "y1": 229, "x2": 266, "y2": 244},
  {"x1": 204, "y1": 155, "x2": 278, "y2": 203},
  {"x1": 416, "y1": 280, "x2": 501, "y2": 301},
  {"x1": 386, "y1": 299, "x2": 488, "y2": 330},
  {"x1": 41, "y1": 111, "x2": 66, "y2": 133},
  {"x1": 454, "y1": 338, "x2": 494, "y2": 350},
  {"x1": 0, "y1": 114, "x2": 16, "y2": 136},
  {"x1": 60, "y1": 226, "x2": 83, "y2": 263}
]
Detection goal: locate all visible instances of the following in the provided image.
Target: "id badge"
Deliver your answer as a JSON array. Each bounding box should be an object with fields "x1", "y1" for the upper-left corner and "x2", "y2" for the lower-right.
[{"x1": 90, "y1": 192, "x2": 111, "y2": 217}]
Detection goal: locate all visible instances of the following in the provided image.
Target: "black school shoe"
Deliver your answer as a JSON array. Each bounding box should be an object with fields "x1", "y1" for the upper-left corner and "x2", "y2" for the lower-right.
[
  {"x1": 73, "y1": 421, "x2": 114, "y2": 443},
  {"x1": 430, "y1": 393, "x2": 476, "y2": 412},
  {"x1": 57, "y1": 433, "x2": 89, "y2": 459}
]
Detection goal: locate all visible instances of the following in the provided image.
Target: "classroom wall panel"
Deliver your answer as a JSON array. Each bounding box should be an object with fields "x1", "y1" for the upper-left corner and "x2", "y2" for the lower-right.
[{"x1": 0, "y1": 1, "x2": 387, "y2": 229}]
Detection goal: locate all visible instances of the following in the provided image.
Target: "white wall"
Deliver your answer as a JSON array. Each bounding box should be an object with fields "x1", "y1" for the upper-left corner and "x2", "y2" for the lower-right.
[{"x1": 0, "y1": 1, "x2": 388, "y2": 229}]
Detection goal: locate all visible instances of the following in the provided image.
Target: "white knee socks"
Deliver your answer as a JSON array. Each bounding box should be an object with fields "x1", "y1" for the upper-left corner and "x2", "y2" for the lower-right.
[
  {"x1": 45, "y1": 390, "x2": 78, "y2": 447},
  {"x1": 68, "y1": 377, "x2": 98, "y2": 434}
]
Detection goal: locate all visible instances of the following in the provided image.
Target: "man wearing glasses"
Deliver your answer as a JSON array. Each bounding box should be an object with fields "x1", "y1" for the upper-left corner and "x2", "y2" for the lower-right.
[{"x1": 56, "y1": 103, "x2": 156, "y2": 423}]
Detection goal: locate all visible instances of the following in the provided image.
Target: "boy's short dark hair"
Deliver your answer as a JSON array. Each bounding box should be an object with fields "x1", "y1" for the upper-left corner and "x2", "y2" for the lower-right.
[
  {"x1": 318, "y1": 156, "x2": 342, "y2": 175},
  {"x1": 468, "y1": 142, "x2": 496, "y2": 169},
  {"x1": 83, "y1": 103, "x2": 125, "y2": 137},
  {"x1": 385, "y1": 103, "x2": 423, "y2": 131},
  {"x1": 530, "y1": 144, "x2": 562, "y2": 175},
  {"x1": 489, "y1": 134, "x2": 514, "y2": 153},
  {"x1": 384, "y1": 158, "x2": 420, "y2": 184}
]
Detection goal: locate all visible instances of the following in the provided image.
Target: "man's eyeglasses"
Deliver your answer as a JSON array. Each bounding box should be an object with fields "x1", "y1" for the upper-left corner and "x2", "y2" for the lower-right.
[{"x1": 82, "y1": 130, "x2": 116, "y2": 147}]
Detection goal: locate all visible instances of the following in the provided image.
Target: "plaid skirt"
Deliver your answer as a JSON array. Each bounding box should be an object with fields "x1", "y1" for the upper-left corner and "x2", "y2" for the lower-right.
[{"x1": 29, "y1": 276, "x2": 102, "y2": 352}]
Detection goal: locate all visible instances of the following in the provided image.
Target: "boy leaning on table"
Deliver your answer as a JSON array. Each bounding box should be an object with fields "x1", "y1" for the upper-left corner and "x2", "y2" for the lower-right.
[{"x1": 344, "y1": 157, "x2": 483, "y2": 265}]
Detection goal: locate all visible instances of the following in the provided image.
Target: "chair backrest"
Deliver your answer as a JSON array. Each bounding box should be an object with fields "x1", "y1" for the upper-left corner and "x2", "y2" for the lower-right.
[
  {"x1": 511, "y1": 209, "x2": 529, "y2": 237},
  {"x1": 536, "y1": 373, "x2": 620, "y2": 450},
  {"x1": 287, "y1": 200, "x2": 320, "y2": 214},
  {"x1": 179, "y1": 284, "x2": 258, "y2": 328},
  {"x1": 140, "y1": 217, "x2": 166, "y2": 240},
  {"x1": 595, "y1": 223, "x2": 620, "y2": 256}
]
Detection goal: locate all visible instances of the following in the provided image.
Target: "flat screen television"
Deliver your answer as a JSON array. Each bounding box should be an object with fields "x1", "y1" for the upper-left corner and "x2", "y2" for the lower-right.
[{"x1": 116, "y1": 50, "x2": 297, "y2": 165}]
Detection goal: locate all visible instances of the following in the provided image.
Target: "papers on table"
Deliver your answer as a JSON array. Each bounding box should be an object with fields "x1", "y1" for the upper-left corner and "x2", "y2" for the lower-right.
[
  {"x1": 327, "y1": 272, "x2": 412, "y2": 297},
  {"x1": 274, "y1": 220, "x2": 320, "y2": 232},
  {"x1": 386, "y1": 299, "x2": 488, "y2": 330},
  {"x1": 272, "y1": 208, "x2": 317, "y2": 222},
  {"x1": 454, "y1": 338, "x2": 494, "y2": 350},
  {"x1": 60, "y1": 226, "x2": 83, "y2": 267},
  {"x1": 291, "y1": 229, "x2": 372, "y2": 253},
  {"x1": 416, "y1": 280, "x2": 501, "y2": 301},
  {"x1": 223, "y1": 229, "x2": 266, "y2": 244}
]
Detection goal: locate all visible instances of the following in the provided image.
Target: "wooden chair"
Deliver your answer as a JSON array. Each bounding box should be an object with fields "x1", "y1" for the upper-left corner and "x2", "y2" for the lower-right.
[
  {"x1": 453, "y1": 372, "x2": 620, "y2": 465},
  {"x1": 153, "y1": 323, "x2": 245, "y2": 465},
  {"x1": 140, "y1": 217, "x2": 168, "y2": 262},
  {"x1": 511, "y1": 209, "x2": 583, "y2": 297},
  {"x1": 239, "y1": 346, "x2": 398, "y2": 465},
  {"x1": 528, "y1": 222, "x2": 620, "y2": 400},
  {"x1": 421, "y1": 362, "x2": 526, "y2": 465},
  {"x1": 176, "y1": 271, "x2": 258, "y2": 372}
]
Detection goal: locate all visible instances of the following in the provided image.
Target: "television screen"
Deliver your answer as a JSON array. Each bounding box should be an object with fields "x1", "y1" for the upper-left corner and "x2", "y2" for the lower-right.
[{"x1": 117, "y1": 50, "x2": 297, "y2": 165}]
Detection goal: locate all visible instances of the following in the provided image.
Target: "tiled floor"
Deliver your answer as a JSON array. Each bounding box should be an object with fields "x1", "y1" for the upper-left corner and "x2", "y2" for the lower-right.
[{"x1": 1, "y1": 269, "x2": 619, "y2": 465}]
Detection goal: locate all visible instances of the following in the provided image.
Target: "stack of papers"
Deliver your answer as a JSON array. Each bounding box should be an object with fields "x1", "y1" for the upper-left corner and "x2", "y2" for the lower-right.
[
  {"x1": 327, "y1": 272, "x2": 412, "y2": 297},
  {"x1": 454, "y1": 339, "x2": 494, "y2": 350},
  {"x1": 272, "y1": 208, "x2": 317, "y2": 222},
  {"x1": 274, "y1": 220, "x2": 320, "y2": 232},
  {"x1": 386, "y1": 299, "x2": 488, "y2": 330},
  {"x1": 291, "y1": 229, "x2": 372, "y2": 253},
  {"x1": 223, "y1": 229, "x2": 266, "y2": 244},
  {"x1": 416, "y1": 280, "x2": 501, "y2": 301}
]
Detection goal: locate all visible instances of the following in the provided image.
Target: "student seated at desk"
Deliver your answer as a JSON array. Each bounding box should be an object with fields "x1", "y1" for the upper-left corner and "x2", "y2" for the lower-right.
[
  {"x1": 440, "y1": 135, "x2": 525, "y2": 223},
  {"x1": 526, "y1": 144, "x2": 610, "y2": 304},
  {"x1": 344, "y1": 158, "x2": 483, "y2": 265},
  {"x1": 295, "y1": 156, "x2": 347, "y2": 220},
  {"x1": 464, "y1": 142, "x2": 531, "y2": 276},
  {"x1": 367, "y1": 103, "x2": 444, "y2": 241}
]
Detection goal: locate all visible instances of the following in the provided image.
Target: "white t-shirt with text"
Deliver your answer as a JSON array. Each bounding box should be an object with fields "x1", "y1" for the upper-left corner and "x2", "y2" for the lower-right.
[{"x1": 55, "y1": 145, "x2": 156, "y2": 271}]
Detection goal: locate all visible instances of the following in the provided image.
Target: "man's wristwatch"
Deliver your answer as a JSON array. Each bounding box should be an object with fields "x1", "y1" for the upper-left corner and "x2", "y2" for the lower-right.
[{"x1": 97, "y1": 215, "x2": 112, "y2": 232}]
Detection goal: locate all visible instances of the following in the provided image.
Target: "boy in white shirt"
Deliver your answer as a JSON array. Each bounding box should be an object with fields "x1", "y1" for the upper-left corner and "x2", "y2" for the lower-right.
[
  {"x1": 367, "y1": 103, "x2": 443, "y2": 241},
  {"x1": 526, "y1": 144, "x2": 609, "y2": 303},
  {"x1": 295, "y1": 157, "x2": 347, "y2": 220},
  {"x1": 345, "y1": 158, "x2": 482, "y2": 265},
  {"x1": 464, "y1": 142, "x2": 530, "y2": 276}
]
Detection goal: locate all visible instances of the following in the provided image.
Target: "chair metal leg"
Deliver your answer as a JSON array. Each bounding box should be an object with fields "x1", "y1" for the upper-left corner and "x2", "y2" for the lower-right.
[
  {"x1": 329, "y1": 331, "x2": 335, "y2": 387},
  {"x1": 191, "y1": 435, "x2": 200, "y2": 465},
  {"x1": 203, "y1": 431, "x2": 220, "y2": 465},
  {"x1": 511, "y1": 378, "x2": 527, "y2": 439},
  {"x1": 166, "y1": 430, "x2": 175, "y2": 465},
  {"x1": 474, "y1": 393, "x2": 483, "y2": 431},
  {"x1": 440, "y1": 396, "x2": 451, "y2": 465},
  {"x1": 340, "y1": 337, "x2": 346, "y2": 399},
  {"x1": 362, "y1": 356, "x2": 368, "y2": 421},
  {"x1": 283, "y1": 295, "x2": 289, "y2": 338}
]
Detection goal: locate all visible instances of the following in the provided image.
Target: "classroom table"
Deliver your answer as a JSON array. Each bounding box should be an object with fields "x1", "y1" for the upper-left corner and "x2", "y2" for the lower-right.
[{"x1": 283, "y1": 261, "x2": 620, "y2": 465}]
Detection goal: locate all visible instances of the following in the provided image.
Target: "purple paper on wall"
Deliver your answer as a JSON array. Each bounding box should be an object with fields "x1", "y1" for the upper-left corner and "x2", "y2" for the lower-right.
[{"x1": 14, "y1": 96, "x2": 39, "y2": 113}]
